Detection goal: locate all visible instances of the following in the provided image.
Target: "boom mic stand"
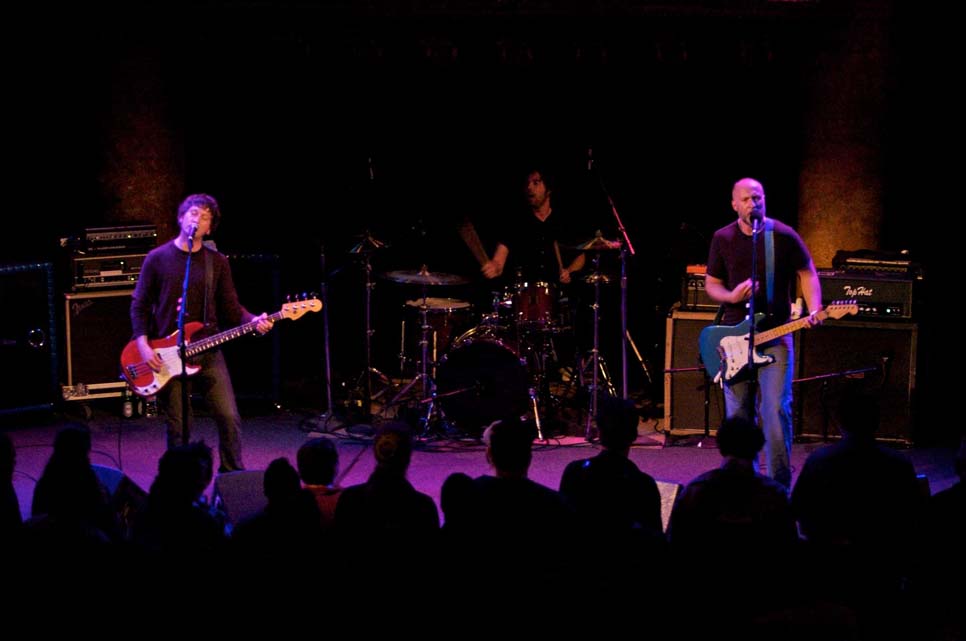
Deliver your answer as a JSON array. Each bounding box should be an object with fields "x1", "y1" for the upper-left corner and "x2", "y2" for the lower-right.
[{"x1": 589, "y1": 152, "x2": 637, "y2": 400}]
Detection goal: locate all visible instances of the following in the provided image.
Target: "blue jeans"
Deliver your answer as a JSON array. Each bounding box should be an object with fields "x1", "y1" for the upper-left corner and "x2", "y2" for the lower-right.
[
  {"x1": 722, "y1": 335, "x2": 794, "y2": 488},
  {"x1": 160, "y1": 350, "x2": 245, "y2": 472}
]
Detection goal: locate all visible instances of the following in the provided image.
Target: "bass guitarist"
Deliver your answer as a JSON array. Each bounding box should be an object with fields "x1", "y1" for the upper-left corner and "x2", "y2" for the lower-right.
[
  {"x1": 704, "y1": 178, "x2": 822, "y2": 489},
  {"x1": 130, "y1": 194, "x2": 273, "y2": 472}
]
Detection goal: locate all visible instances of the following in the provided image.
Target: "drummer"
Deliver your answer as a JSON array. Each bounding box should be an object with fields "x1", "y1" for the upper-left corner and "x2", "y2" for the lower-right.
[{"x1": 481, "y1": 165, "x2": 588, "y2": 286}]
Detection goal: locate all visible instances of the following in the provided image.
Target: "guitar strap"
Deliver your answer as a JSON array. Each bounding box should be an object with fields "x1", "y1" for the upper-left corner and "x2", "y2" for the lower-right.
[
  {"x1": 764, "y1": 219, "x2": 775, "y2": 312},
  {"x1": 712, "y1": 220, "x2": 775, "y2": 326},
  {"x1": 204, "y1": 249, "x2": 212, "y2": 327}
]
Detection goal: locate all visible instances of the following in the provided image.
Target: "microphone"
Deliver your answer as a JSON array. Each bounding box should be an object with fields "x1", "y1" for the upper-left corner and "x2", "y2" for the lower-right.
[
  {"x1": 187, "y1": 223, "x2": 199, "y2": 240},
  {"x1": 749, "y1": 209, "x2": 764, "y2": 223}
]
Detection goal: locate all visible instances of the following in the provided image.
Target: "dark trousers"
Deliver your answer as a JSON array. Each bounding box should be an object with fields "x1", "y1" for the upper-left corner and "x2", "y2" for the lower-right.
[{"x1": 160, "y1": 350, "x2": 244, "y2": 472}]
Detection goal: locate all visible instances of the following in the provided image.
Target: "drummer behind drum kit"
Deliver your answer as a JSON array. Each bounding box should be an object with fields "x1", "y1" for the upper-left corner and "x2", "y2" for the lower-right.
[{"x1": 322, "y1": 230, "x2": 629, "y2": 440}]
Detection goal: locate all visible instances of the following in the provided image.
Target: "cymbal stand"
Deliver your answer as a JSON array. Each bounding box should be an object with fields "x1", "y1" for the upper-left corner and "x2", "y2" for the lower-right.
[
  {"x1": 519, "y1": 328, "x2": 550, "y2": 441},
  {"x1": 348, "y1": 232, "x2": 386, "y2": 421},
  {"x1": 386, "y1": 282, "x2": 438, "y2": 434},
  {"x1": 584, "y1": 252, "x2": 604, "y2": 441}
]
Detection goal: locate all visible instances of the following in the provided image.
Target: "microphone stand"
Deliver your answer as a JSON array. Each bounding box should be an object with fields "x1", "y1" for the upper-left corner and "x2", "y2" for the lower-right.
[
  {"x1": 317, "y1": 244, "x2": 337, "y2": 431},
  {"x1": 746, "y1": 214, "x2": 763, "y2": 409},
  {"x1": 607, "y1": 193, "x2": 635, "y2": 400},
  {"x1": 591, "y1": 156, "x2": 637, "y2": 400},
  {"x1": 177, "y1": 228, "x2": 197, "y2": 445}
]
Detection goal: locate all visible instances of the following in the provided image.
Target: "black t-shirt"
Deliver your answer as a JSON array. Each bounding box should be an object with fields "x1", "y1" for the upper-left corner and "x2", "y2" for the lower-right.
[
  {"x1": 499, "y1": 208, "x2": 586, "y2": 285},
  {"x1": 706, "y1": 219, "x2": 812, "y2": 328}
]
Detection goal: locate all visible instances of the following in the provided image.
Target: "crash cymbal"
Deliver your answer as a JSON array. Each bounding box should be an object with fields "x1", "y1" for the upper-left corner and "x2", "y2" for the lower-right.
[
  {"x1": 383, "y1": 266, "x2": 469, "y2": 286},
  {"x1": 574, "y1": 231, "x2": 621, "y2": 251}
]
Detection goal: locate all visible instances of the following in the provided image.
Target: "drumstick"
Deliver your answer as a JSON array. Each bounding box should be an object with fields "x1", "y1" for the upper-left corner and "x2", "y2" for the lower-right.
[
  {"x1": 553, "y1": 240, "x2": 564, "y2": 272},
  {"x1": 458, "y1": 218, "x2": 490, "y2": 267}
]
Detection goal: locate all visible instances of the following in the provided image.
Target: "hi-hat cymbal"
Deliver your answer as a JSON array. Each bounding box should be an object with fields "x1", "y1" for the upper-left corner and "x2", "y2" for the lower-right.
[
  {"x1": 383, "y1": 267, "x2": 468, "y2": 286},
  {"x1": 574, "y1": 231, "x2": 621, "y2": 251}
]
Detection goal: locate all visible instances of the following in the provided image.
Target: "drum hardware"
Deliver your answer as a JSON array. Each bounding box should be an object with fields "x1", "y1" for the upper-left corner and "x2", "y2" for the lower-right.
[
  {"x1": 572, "y1": 230, "x2": 622, "y2": 252},
  {"x1": 382, "y1": 265, "x2": 463, "y2": 438},
  {"x1": 625, "y1": 328, "x2": 654, "y2": 386},
  {"x1": 351, "y1": 231, "x2": 388, "y2": 423},
  {"x1": 399, "y1": 297, "x2": 473, "y2": 378},
  {"x1": 528, "y1": 386, "x2": 545, "y2": 441},
  {"x1": 583, "y1": 248, "x2": 616, "y2": 441}
]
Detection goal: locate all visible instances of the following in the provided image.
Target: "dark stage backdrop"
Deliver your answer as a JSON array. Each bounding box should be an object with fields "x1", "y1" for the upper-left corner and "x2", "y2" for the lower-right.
[{"x1": 5, "y1": 3, "x2": 944, "y2": 427}]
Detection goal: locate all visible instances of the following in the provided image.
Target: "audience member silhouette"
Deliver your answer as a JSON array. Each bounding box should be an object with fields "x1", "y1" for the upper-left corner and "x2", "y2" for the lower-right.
[
  {"x1": 667, "y1": 417, "x2": 797, "y2": 631},
  {"x1": 917, "y1": 435, "x2": 965, "y2": 640},
  {"x1": 669, "y1": 416, "x2": 797, "y2": 549},
  {"x1": 559, "y1": 396, "x2": 662, "y2": 539},
  {"x1": 0, "y1": 431, "x2": 21, "y2": 544},
  {"x1": 792, "y1": 389, "x2": 921, "y2": 553},
  {"x1": 132, "y1": 441, "x2": 226, "y2": 562},
  {"x1": 334, "y1": 422, "x2": 439, "y2": 540},
  {"x1": 790, "y1": 387, "x2": 922, "y2": 638},
  {"x1": 25, "y1": 425, "x2": 118, "y2": 554},
  {"x1": 296, "y1": 437, "x2": 342, "y2": 532},
  {"x1": 442, "y1": 417, "x2": 576, "y2": 590},
  {"x1": 230, "y1": 457, "x2": 323, "y2": 565},
  {"x1": 333, "y1": 423, "x2": 439, "y2": 587},
  {"x1": 440, "y1": 471, "x2": 478, "y2": 540}
]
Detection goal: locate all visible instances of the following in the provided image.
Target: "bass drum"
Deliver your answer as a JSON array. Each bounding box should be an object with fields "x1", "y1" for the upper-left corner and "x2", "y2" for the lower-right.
[{"x1": 435, "y1": 325, "x2": 530, "y2": 435}]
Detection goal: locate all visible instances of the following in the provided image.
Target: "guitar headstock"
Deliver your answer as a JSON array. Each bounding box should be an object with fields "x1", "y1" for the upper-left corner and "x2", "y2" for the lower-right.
[
  {"x1": 280, "y1": 295, "x2": 322, "y2": 320},
  {"x1": 826, "y1": 299, "x2": 859, "y2": 319}
]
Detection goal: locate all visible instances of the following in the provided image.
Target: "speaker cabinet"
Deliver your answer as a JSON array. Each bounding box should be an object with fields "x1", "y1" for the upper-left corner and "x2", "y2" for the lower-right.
[
  {"x1": 664, "y1": 308, "x2": 726, "y2": 433},
  {"x1": 0, "y1": 262, "x2": 57, "y2": 414},
  {"x1": 63, "y1": 289, "x2": 133, "y2": 400},
  {"x1": 796, "y1": 319, "x2": 917, "y2": 443}
]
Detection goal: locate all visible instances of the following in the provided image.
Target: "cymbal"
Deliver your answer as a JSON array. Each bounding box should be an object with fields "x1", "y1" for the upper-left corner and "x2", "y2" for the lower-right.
[
  {"x1": 348, "y1": 232, "x2": 388, "y2": 254},
  {"x1": 574, "y1": 231, "x2": 621, "y2": 251},
  {"x1": 583, "y1": 272, "x2": 614, "y2": 285},
  {"x1": 383, "y1": 267, "x2": 468, "y2": 286}
]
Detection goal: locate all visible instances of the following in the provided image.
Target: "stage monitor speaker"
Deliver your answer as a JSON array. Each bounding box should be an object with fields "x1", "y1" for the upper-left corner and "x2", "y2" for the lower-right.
[
  {"x1": 63, "y1": 289, "x2": 133, "y2": 400},
  {"x1": 0, "y1": 262, "x2": 57, "y2": 415},
  {"x1": 664, "y1": 307, "x2": 726, "y2": 434},
  {"x1": 656, "y1": 479, "x2": 683, "y2": 533},
  {"x1": 213, "y1": 470, "x2": 267, "y2": 526},
  {"x1": 796, "y1": 319, "x2": 917, "y2": 443}
]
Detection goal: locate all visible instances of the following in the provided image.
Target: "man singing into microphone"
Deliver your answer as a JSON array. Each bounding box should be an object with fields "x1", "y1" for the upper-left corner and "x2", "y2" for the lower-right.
[
  {"x1": 130, "y1": 194, "x2": 273, "y2": 472},
  {"x1": 704, "y1": 177, "x2": 822, "y2": 489}
]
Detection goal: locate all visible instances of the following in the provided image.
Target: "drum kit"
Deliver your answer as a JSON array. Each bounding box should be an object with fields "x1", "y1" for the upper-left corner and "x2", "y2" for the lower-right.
[{"x1": 318, "y1": 229, "x2": 630, "y2": 441}]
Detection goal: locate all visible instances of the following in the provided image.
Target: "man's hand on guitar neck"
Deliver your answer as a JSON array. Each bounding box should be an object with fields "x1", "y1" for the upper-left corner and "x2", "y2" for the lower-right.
[
  {"x1": 805, "y1": 308, "x2": 824, "y2": 328},
  {"x1": 252, "y1": 312, "x2": 274, "y2": 335}
]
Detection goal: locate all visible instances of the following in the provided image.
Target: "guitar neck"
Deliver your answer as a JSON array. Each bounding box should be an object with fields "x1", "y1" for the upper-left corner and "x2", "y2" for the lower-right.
[
  {"x1": 753, "y1": 309, "x2": 829, "y2": 345},
  {"x1": 185, "y1": 310, "x2": 286, "y2": 357}
]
